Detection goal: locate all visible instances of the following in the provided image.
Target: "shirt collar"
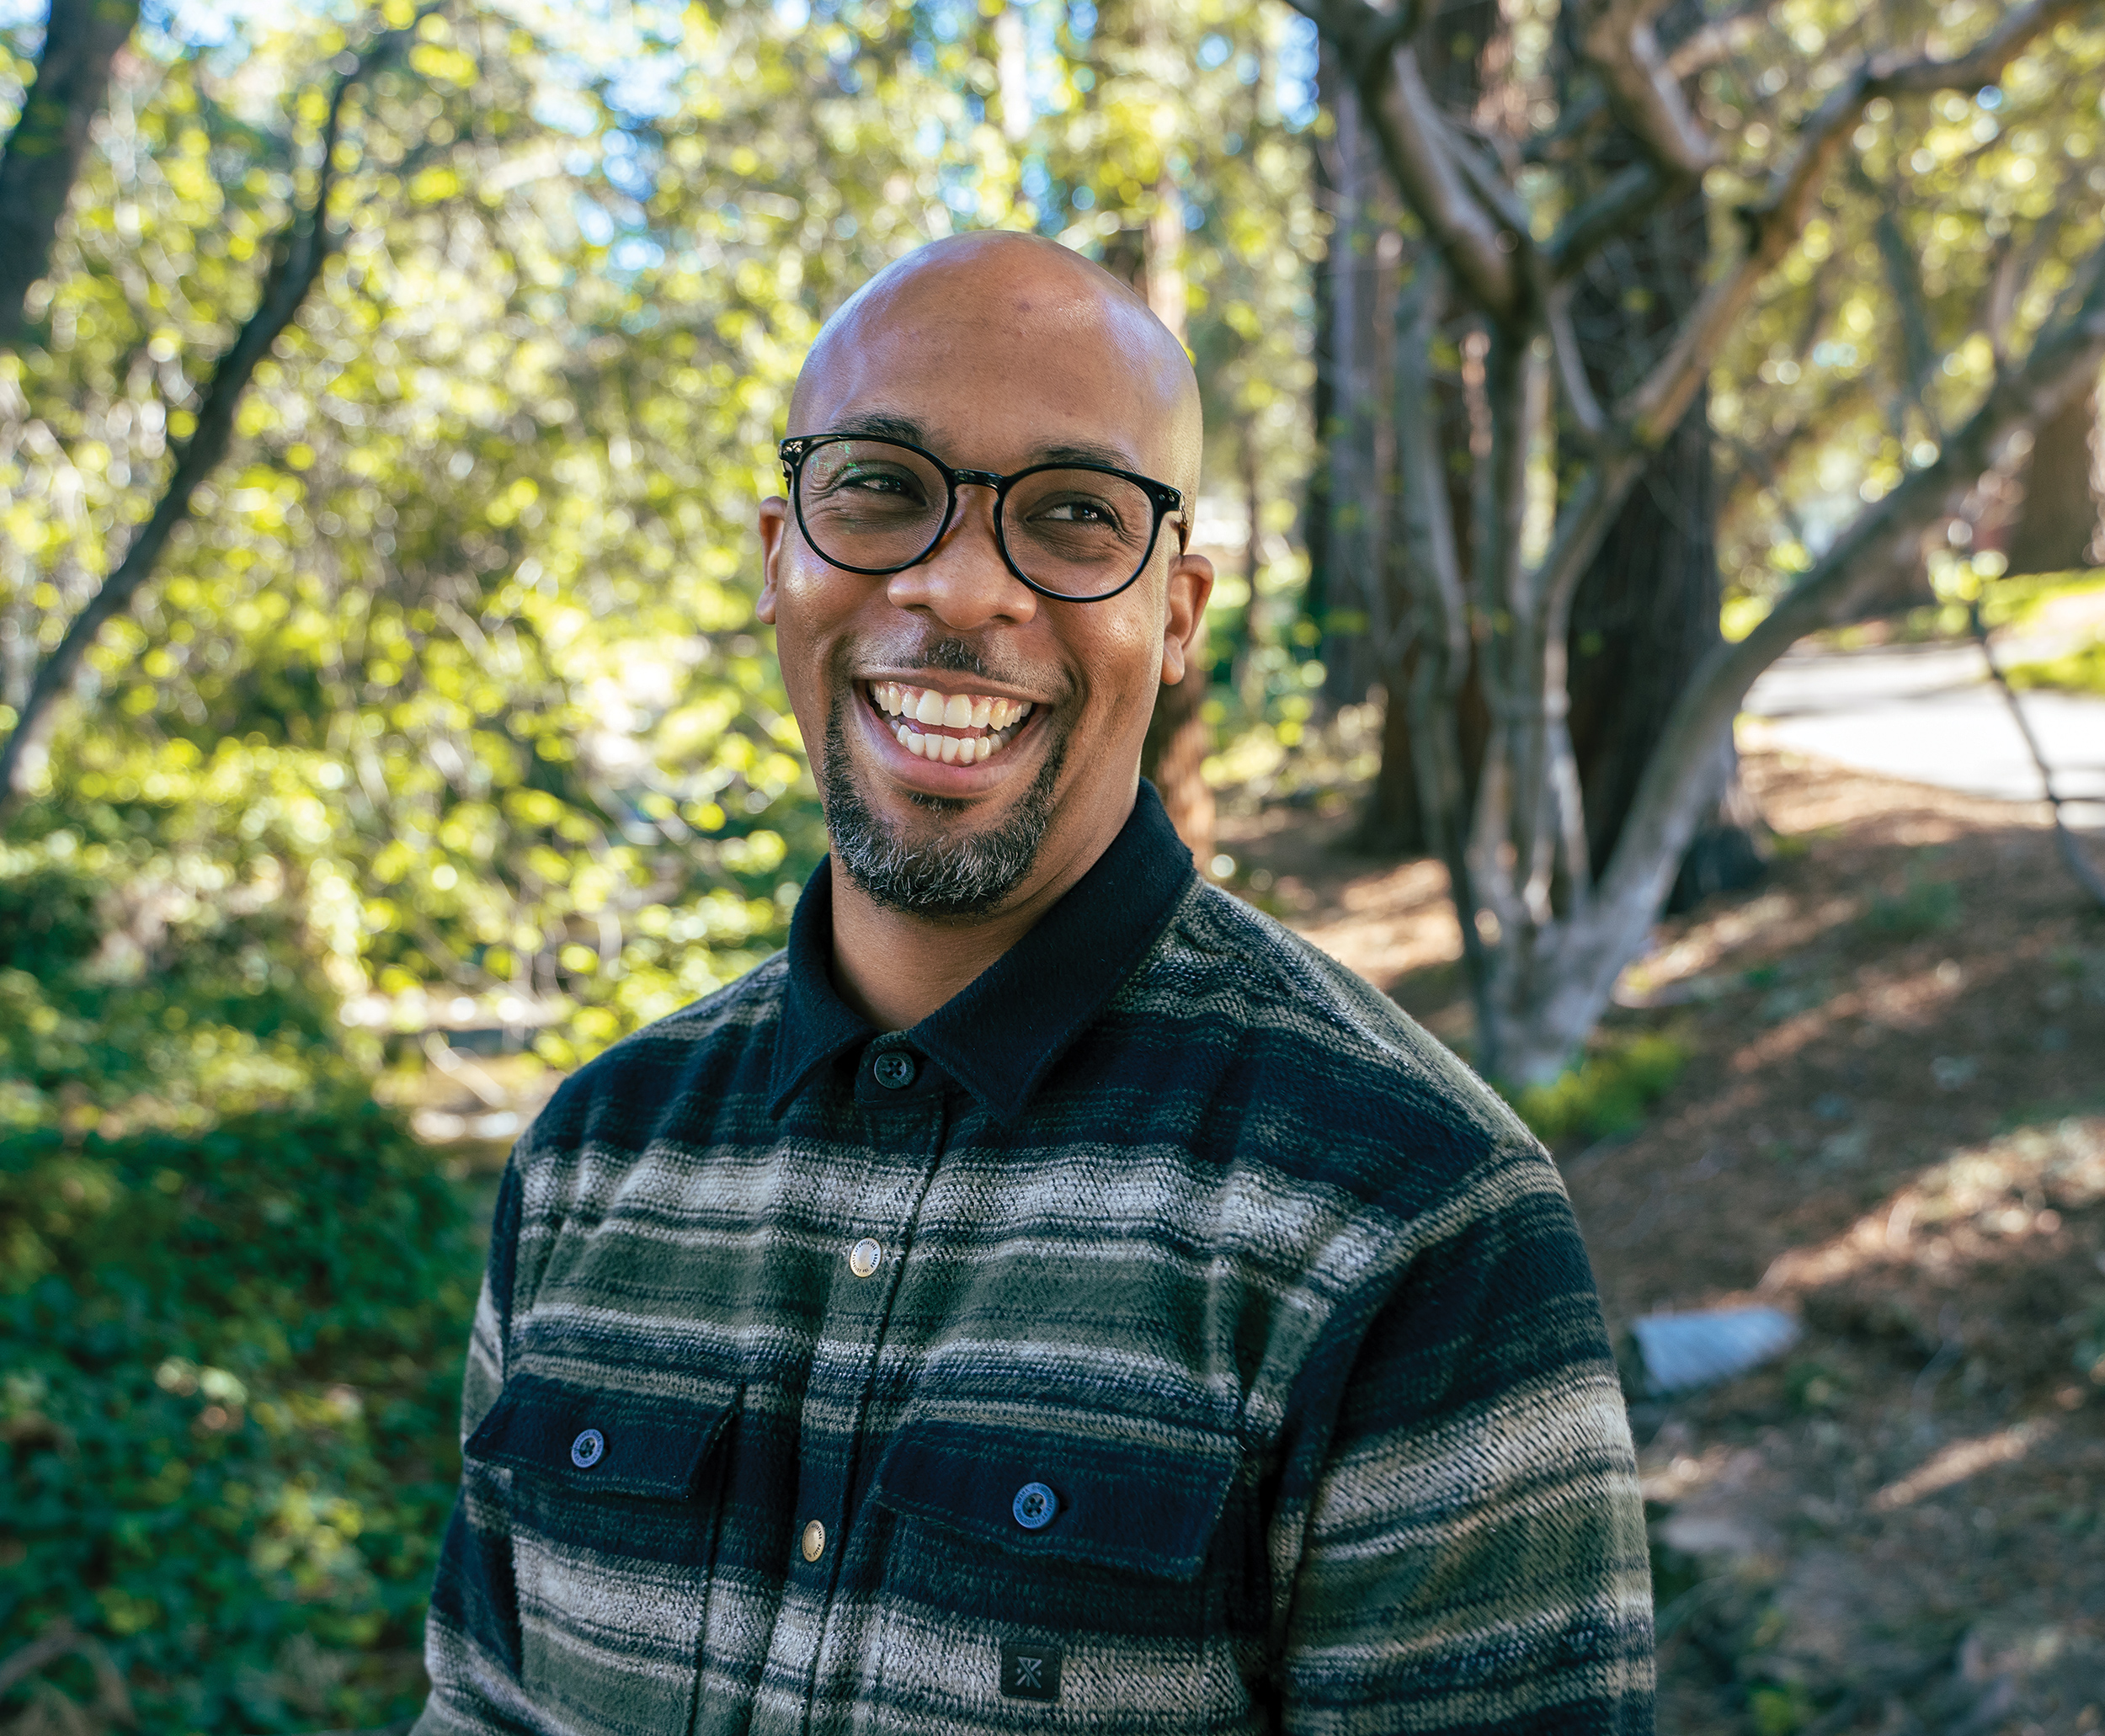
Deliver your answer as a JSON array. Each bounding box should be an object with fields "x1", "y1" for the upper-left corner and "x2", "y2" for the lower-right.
[{"x1": 768, "y1": 780, "x2": 1196, "y2": 1122}]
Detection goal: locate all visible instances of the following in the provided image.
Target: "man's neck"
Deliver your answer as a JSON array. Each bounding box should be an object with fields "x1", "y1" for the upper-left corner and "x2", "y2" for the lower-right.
[{"x1": 826, "y1": 794, "x2": 1134, "y2": 1031}]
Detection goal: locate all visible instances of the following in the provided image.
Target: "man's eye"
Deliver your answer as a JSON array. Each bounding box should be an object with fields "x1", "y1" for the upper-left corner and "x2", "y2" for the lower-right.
[
  {"x1": 840, "y1": 468, "x2": 914, "y2": 494},
  {"x1": 1038, "y1": 498, "x2": 1120, "y2": 528}
]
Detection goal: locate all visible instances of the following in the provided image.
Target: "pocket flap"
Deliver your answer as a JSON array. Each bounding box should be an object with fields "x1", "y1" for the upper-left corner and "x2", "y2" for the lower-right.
[
  {"x1": 466, "y1": 1372, "x2": 733, "y2": 1500},
  {"x1": 871, "y1": 1414, "x2": 1239, "y2": 1579}
]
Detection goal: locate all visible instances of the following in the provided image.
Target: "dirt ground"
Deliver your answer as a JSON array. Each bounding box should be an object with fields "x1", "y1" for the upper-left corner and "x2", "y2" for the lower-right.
[{"x1": 1222, "y1": 745, "x2": 2105, "y2": 1736}]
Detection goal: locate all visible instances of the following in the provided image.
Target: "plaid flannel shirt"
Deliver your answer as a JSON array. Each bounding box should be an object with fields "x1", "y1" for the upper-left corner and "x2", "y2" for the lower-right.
[{"x1": 414, "y1": 782, "x2": 1654, "y2": 1736}]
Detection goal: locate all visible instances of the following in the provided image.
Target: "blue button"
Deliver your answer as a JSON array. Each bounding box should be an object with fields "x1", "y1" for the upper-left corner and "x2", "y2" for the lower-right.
[
  {"x1": 873, "y1": 1052, "x2": 917, "y2": 1090},
  {"x1": 1012, "y1": 1481, "x2": 1057, "y2": 1530},
  {"x1": 570, "y1": 1427, "x2": 605, "y2": 1469}
]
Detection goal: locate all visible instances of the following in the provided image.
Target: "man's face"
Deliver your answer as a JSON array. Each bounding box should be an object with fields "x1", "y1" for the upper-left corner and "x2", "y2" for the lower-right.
[{"x1": 758, "y1": 248, "x2": 1211, "y2": 919}]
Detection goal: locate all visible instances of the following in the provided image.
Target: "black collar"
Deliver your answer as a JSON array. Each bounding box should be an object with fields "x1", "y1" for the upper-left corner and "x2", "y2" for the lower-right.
[{"x1": 768, "y1": 780, "x2": 1196, "y2": 1122}]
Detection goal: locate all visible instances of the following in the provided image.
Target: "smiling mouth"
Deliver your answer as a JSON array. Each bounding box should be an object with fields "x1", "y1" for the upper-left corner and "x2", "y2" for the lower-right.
[{"x1": 867, "y1": 680, "x2": 1037, "y2": 765}]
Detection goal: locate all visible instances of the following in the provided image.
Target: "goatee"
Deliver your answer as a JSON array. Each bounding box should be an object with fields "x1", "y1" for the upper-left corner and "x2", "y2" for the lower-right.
[{"x1": 820, "y1": 689, "x2": 1066, "y2": 918}]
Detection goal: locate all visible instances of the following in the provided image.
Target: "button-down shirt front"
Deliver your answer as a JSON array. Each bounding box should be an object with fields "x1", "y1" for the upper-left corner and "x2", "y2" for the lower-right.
[{"x1": 416, "y1": 784, "x2": 1654, "y2": 1736}]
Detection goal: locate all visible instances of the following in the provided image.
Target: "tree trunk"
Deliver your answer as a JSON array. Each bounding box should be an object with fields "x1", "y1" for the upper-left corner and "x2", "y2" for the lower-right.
[
  {"x1": 0, "y1": 0, "x2": 141, "y2": 348},
  {"x1": 2003, "y1": 377, "x2": 2103, "y2": 573}
]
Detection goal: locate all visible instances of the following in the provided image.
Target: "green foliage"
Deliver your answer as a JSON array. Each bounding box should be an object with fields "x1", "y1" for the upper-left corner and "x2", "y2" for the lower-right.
[
  {"x1": 1863, "y1": 867, "x2": 1961, "y2": 938},
  {"x1": 2004, "y1": 639, "x2": 2105, "y2": 696},
  {"x1": 1510, "y1": 1032, "x2": 1690, "y2": 1148},
  {"x1": 1712, "y1": 8, "x2": 2105, "y2": 618},
  {"x1": 0, "y1": 823, "x2": 480, "y2": 1731},
  {"x1": 0, "y1": 1104, "x2": 480, "y2": 1733}
]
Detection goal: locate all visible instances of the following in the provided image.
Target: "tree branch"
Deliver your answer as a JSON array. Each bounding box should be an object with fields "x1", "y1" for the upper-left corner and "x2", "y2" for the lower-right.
[
  {"x1": 1548, "y1": 161, "x2": 1664, "y2": 279},
  {"x1": 1601, "y1": 226, "x2": 2105, "y2": 925},
  {"x1": 1619, "y1": 0, "x2": 2085, "y2": 447},
  {"x1": 1291, "y1": 0, "x2": 1523, "y2": 319},
  {"x1": 0, "y1": 0, "x2": 142, "y2": 347},
  {"x1": 1970, "y1": 601, "x2": 2105, "y2": 908},
  {"x1": 1664, "y1": 3, "x2": 1773, "y2": 80},
  {"x1": 1852, "y1": 157, "x2": 1938, "y2": 419},
  {"x1": 0, "y1": 20, "x2": 422, "y2": 818},
  {"x1": 1572, "y1": 0, "x2": 1718, "y2": 181}
]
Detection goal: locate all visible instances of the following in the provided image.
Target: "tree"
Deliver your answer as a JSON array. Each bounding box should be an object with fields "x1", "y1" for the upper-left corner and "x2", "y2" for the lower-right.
[
  {"x1": 2002, "y1": 370, "x2": 2102, "y2": 571},
  {"x1": 0, "y1": 0, "x2": 139, "y2": 347},
  {"x1": 0, "y1": 9, "x2": 423, "y2": 818},
  {"x1": 1291, "y1": 0, "x2": 2105, "y2": 1083}
]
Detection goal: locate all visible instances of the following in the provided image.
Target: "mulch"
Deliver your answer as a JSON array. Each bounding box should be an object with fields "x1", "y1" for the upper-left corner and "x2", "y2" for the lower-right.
[{"x1": 1223, "y1": 747, "x2": 2105, "y2": 1735}]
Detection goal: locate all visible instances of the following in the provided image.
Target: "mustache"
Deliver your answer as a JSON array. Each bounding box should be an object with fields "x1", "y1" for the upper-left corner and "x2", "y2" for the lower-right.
[{"x1": 850, "y1": 635, "x2": 1072, "y2": 701}]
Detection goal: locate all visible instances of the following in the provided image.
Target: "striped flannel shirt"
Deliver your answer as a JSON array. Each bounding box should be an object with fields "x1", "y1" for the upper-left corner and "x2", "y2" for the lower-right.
[{"x1": 415, "y1": 782, "x2": 1654, "y2": 1736}]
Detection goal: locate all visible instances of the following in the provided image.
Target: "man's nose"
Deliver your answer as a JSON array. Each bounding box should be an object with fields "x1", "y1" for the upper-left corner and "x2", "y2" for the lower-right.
[{"x1": 882, "y1": 484, "x2": 1037, "y2": 631}]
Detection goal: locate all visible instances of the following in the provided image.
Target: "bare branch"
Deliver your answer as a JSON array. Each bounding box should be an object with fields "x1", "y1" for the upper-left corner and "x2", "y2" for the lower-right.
[
  {"x1": 1548, "y1": 161, "x2": 1664, "y2": 279},
  {"x1": 1292, "y1": 0, "x2": 1522, "y2": 318},
  {"x1": 1852, "y1": 157, "x2": 1938, "y2": 418},
  {"x1": 1970, "y1": 601, "x2": 2105, "y2": 908},
  {"x1": 0, "y1": 20, "x2": 426, "y2": 817},
  {"x1": 1521, "y1": 92, "x2": 1607, "y2": 164},
  {"x1": 0, "y1": 0, "x2": 143, "y2": 347},
  {"x1": 1664, "y1": 4, "x2": 1773, "y2": 79},
  {"x1": 1547, "y1": 285, "x2": 1607, "y2": 448},
  {"x1": 1391, "y1": 255, "x2": 1495, "y2": 1026},
  {"x1": 1602, "y1": 226, "x2": 2105, "y2": 925},
  {"x1": 1573, "y1": 0, "x2": 1719, "y2": 181},
  {"x1": 1621, "y1": 0, "x2": 2085, "y2": 447}
]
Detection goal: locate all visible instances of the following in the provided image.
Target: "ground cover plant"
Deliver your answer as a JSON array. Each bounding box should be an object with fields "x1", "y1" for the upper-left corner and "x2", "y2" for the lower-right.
[{"x1": 0, "y1": 832, "x2": 482, "y2": 1734}]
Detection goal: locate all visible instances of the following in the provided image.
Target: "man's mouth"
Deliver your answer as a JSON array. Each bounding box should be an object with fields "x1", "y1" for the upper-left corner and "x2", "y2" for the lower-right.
[{"x1": 866, "y1": 680, "x2": 1037, "y2": 765}]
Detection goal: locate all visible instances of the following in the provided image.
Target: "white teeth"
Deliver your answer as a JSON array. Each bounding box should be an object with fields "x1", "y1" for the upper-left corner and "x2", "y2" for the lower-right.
[{"x1": 872, "y1": 682, "x2": 1038, "y2": 768}]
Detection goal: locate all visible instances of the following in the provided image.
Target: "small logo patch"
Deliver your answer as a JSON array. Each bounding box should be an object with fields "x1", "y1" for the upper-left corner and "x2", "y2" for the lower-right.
[{"x1": 999, "y1": 1641, "x2": 1061, "y2": 1701}]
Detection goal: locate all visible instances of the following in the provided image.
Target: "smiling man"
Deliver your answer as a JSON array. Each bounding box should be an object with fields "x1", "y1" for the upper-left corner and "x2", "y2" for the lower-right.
[{"x1": 415, "y1": 234, "x2": 1654, "y2": 1736}]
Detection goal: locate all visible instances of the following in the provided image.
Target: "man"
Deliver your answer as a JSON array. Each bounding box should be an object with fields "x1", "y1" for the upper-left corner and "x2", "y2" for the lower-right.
[{"x1": 416, "y1": 232, "x2": 1653, "y2": 1736}]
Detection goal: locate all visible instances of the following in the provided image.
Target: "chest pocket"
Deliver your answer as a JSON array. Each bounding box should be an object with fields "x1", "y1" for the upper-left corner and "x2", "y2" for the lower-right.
[
  {"x1": 466, "y1": 1373, "x2": 735, "y2": 1734},
  {"x1": 866, "y1": 1413, "x2": 1260, "y2": 1729}
]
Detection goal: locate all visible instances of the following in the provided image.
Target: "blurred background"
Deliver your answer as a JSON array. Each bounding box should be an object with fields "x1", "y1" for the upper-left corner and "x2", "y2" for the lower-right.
[{"x1": 0, "y1": 0, "x2": 2101, "y2": 1730}]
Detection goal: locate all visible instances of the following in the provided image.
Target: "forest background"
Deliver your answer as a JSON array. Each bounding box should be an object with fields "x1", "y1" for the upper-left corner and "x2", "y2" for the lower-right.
[{"x1": 1, "y1": 0, "x2": 2102, "y2": 1730}]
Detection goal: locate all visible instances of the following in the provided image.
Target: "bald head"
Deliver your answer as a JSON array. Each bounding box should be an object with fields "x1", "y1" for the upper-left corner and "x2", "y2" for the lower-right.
[{"x1": 788, "y1": 232, "x2": 1203, "y2": 496}]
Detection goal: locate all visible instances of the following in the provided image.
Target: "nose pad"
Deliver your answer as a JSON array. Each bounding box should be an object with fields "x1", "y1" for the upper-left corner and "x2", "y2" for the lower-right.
[{"x1": 883, "y1": 486, "x2": 1037, "y2": 629}]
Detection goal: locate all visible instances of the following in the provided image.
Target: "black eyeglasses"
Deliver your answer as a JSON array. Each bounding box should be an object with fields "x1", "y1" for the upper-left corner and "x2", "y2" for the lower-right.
[{"x1": 778, "y1": 432, "x2": 1186, "y2": 602}]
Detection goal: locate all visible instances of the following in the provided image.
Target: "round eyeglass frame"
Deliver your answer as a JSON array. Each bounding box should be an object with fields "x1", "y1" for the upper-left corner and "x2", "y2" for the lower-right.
[{"x1": 778, "y1": 432, "x2": 1187, "y2": 603}]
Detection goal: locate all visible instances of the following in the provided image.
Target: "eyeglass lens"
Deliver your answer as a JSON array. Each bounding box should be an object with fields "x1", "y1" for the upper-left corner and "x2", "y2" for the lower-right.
[{"x1": 797, "y1": 438, "x2": 1157, "y2": 598}]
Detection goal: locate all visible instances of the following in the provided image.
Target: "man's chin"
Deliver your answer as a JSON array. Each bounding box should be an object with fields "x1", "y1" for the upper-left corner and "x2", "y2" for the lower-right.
[{"x1": 822, "y1": 698, "x2": 1067, "y2": 919}]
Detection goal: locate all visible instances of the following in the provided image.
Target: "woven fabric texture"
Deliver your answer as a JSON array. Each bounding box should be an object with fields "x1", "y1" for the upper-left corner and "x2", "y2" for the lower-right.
[{"x1": 414, "y1": 787, "x2": 1655, "y2": 1736}]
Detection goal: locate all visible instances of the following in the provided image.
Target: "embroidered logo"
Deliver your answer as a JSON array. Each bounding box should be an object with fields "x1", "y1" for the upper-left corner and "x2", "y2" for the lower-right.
[{"x1": 999, "y1": 1641, "x2": 1062, "y2": 1701}]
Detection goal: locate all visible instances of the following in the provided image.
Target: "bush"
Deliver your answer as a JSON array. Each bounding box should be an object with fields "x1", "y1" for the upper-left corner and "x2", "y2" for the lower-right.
[
  {"x1": 1511, "y1": 1032, "x2": 1689, "y2": 1148},
  {"x1": 0, "y1": 837, "x2": 481, "y2": 1732},
  {"x1": 0, "y1": 1102, "x2": 480, "y2": 1733}
]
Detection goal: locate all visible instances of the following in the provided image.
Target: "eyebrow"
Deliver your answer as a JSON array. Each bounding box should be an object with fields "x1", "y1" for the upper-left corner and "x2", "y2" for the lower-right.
[{"x1": 824, "y1": 413, "x2": 1143, "y2": 475}]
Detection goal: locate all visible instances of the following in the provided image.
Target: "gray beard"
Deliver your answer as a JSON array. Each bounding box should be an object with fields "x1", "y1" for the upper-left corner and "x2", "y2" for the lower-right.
[{"x1": 821, "y1": 689, "x2": 1067, "y2": 918}]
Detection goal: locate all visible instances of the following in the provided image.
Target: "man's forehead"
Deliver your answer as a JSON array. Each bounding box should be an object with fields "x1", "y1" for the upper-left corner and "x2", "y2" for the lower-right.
[
  {"x1": 818, "y1": 406, "x2": 1148, "y2": 474},
  {"x1": 789, "y1": 235, "x2": 1201, "y2": 482}
]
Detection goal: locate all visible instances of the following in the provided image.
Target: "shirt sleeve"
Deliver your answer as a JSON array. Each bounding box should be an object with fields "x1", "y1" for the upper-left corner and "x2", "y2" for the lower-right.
[
  {"x1": 1280, "y1": 1155, "x2": 1655, "y2": 1734},
  {"x1": 414, "y1": 1160, "x2": 544, "y2": 1736}
]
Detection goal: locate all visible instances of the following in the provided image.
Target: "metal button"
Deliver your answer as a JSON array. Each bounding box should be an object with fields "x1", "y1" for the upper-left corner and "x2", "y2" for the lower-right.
[
  {"x1": 849, "y1": 1237, "x2": 882, "y2": 1278},
  {"x1": 570, "y1": 1428, "x2": 605, "y2": 1470},
  {"x1": 800, "y1": 1518, "x2": 826, "y2": 1563},
  {"x1": 872, "y1": 1051, "x2": 917, "y2": 1090},
  {"x1": 1012, "y1": 1482, "x2": 1057, "y2": 1530}
]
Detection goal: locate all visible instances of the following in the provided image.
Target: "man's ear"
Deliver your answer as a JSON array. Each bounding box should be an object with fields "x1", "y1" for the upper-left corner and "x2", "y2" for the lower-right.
[
  {"x1": 1159, "y1": 549, "x2": 1214, "y2": 686},
  {"x1": 756, "y1": 496, "x2": 790, "y2": 625}
]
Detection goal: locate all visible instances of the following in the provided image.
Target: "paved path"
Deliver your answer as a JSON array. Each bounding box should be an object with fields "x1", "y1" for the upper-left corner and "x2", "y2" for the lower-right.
[{"x1": 1743, "y1": 640, "x2": 2105, "y2": 830}]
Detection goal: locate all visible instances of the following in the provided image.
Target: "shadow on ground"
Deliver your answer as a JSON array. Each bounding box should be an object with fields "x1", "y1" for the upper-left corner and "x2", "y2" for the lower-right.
[{"x1": 1223, "y1": 748, "x2": 2105, "y2": 1736}]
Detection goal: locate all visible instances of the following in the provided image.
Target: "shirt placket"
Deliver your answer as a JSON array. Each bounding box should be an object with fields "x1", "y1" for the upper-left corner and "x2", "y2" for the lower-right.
[{"x1": 762, "y1": 1038, "x2": 948, "y2": 1736}]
